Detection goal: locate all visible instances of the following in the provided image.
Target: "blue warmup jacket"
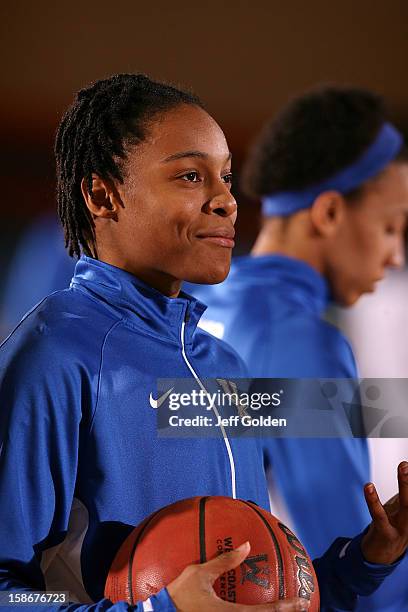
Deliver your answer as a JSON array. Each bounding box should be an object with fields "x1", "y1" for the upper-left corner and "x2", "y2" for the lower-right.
[
  {"x1": 184, "y1": 253, "x2": 408, "y2": 612},
  {"x1": 0, "y1": 256, "x2": 402, "y2": 611}
]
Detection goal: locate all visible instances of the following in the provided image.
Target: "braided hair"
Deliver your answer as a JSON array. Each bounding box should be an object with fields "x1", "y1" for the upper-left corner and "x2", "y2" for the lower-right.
[{"x1": 55, "y1": 74, "x2": 203, "y2": 258}]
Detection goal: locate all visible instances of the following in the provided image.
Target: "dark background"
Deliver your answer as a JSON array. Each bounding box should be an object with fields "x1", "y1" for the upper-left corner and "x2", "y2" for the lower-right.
[{"x1": 2, "y1": 0, "x2": 408, "y2": 293}]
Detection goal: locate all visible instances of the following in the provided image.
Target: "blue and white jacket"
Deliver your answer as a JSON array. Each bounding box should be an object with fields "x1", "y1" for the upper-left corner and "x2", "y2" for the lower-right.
[
  {"x1": 184, "y1": 254, "x2": 408, "y2": 612},
  {"x1": 0, "y1": 256, "x2": 402, "y2": 611}
]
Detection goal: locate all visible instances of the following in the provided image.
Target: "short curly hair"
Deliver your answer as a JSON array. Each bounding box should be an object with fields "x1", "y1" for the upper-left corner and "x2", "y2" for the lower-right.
[{"x1": 242, "y1": 86, "x2": 405, "y2": 201}]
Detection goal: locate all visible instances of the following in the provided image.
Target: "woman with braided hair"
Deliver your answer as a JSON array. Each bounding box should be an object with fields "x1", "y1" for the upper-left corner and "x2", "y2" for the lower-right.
[
  {"x1": 0, "y1": 74, "x2": 407, "y2": 612},
  {"x1": 0, "y1": 73, "x2": 307, "y2": 612}
]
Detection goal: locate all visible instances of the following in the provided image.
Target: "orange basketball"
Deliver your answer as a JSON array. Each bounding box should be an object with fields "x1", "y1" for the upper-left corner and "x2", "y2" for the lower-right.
[{"x1": 105, "y1": 496, "x2": 319, "y2": 610}]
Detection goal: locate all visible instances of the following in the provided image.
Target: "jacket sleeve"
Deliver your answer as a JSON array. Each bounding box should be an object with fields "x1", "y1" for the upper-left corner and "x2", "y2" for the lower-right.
[
  {"x1": 0, "y1": 329, "x2": 175, "y2": 612},
  {"x1": 313, "y1": 531, "x2": 406, "y2": 611}
]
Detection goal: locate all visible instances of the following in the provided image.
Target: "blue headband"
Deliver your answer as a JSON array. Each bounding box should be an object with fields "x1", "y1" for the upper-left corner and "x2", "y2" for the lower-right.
[{"x1": 261, "y1": 122, "x2": 403, "y2": 217}]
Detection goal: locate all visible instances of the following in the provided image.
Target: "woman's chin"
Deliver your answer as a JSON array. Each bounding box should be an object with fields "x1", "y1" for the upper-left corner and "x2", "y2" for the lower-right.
[{"x1": 183, "y1": 265, "x2": 230, "y2": 286}]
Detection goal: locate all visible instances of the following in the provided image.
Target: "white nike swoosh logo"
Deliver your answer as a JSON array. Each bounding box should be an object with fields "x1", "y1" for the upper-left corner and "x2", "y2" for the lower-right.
[
  {"x1": 149, "y1": 387, "x2": 174, "y2": 409},
  {"x1": 339, "y1": 540, "x2": 352, "y2": 559}
]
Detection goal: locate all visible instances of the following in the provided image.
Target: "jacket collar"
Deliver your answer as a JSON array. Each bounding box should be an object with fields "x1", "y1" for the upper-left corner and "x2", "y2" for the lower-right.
[
  {"x1": 70, "y1": 256, "x2": 207, "y2": 345},
  {"x1": 229, "y1": 254, "x2": 330, "y2": 316}
]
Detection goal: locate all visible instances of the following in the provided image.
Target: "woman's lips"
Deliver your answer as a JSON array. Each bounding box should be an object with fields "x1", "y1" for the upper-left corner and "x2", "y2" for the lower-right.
[
  {"x1": 196, "y1": 227, "x2": 235, "y2": 248},
  {"x1": 198, "y1": 235, "x2": 235, "y2": 248}
]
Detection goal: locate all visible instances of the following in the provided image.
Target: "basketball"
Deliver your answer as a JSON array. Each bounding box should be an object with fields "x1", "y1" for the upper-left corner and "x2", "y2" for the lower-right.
[{"x1": 105, "y1": 496, "x2": 320, "y2": 609}]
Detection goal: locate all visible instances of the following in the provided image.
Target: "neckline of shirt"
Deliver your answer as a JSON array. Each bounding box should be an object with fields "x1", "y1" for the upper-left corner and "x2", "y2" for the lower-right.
[
  {"x1": 70, "y1": 256, "x2": 207, "y2": 344},
  {"x1": 230, "y1": 254, "x2": 330, "y2": 314}
]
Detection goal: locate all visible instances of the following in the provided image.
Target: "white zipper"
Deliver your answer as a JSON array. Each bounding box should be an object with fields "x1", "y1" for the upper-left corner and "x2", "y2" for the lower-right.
[{"x1": 180, "y1": 319, "x2": 237, "y2": 499}]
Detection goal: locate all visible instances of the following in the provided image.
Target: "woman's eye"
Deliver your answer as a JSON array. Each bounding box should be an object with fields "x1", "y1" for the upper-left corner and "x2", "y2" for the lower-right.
[
  {"x1": 222, "y1": 173, "x2": 233, "y2": 184},
  {"x1": 181, "y1": 172, "x2": 200, "y2": 182}
]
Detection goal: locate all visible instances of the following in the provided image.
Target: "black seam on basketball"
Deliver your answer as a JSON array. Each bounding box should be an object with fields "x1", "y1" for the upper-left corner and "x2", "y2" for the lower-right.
[
  {"x1": 242, "y1": 501, "x2": 285, "y2": 600},
  {"x1": 199, "y1": 497, "x2": 209, "y2": 563},
  {"x1": 127, "y1": 508, "x2": 164, "y2": 606}
]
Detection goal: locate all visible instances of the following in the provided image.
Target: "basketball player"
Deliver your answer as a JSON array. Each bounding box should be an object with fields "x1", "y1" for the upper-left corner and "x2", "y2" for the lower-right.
[
  {"x1": 0, "y1": 76, "x2": 407, "y2": 612},
  {"x1": 187, "y1": 87, "x2": 408, "y2": 610}
]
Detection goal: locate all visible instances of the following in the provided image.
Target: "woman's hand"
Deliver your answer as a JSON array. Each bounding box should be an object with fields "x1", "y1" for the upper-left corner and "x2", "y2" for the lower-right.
[
  {"x1": 362, "y1": 461, "x2": 408, "y2": 564},
  {"x1": 166, "y1": 541, "x2": 310, "y2": 611}
]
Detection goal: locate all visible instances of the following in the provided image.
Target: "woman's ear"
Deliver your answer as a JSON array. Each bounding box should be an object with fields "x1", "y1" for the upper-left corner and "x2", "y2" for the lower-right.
[
  {"x1": 309, "y1": 190, "x2": 346, "y2": 237},
  {"x1": 81, "y1": 174, "x2": 122, "y2": 221}
]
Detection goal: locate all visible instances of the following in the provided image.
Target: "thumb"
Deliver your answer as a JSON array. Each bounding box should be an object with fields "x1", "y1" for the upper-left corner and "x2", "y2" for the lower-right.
[{"x1": 202, "y1": 541, "x2": 250, "y2": 583}]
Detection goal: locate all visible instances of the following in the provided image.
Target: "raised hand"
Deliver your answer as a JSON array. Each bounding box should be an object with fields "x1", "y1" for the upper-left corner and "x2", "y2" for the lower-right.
[{"x1": 362, "y1": 461, "x2": 408, "y2": 564}]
